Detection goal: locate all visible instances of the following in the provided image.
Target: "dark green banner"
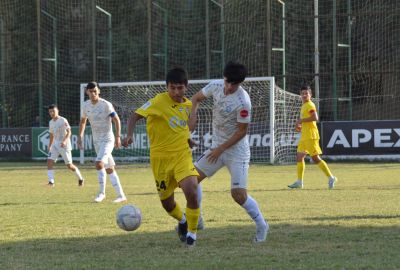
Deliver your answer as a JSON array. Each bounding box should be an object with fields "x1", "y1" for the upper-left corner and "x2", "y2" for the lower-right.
[{"x1": 32, "y1": 126, "x2": 149, "y2": 159}]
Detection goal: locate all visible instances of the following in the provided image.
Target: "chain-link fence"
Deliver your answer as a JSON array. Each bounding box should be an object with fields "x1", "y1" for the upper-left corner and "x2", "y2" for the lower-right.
[{"x1": 0, "y1": 0, "x2": 399, "y2": 128}]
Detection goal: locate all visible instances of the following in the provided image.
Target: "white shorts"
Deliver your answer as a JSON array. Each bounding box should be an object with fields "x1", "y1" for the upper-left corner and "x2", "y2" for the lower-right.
[
  {"x1": 94, "y1": 141, "x2": 115, "y2": 169},
  {"x1": 194, "y1": 149, "x2": 249, "y2": 189},
  {"x1": 48, "y1": 144, "x2": 72, "y2": 164}
]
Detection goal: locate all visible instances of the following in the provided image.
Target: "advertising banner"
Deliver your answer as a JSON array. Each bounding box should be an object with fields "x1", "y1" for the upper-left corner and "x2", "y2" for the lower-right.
[
  {"x1": 32, "y1": 126, "x2": 149, "y2": 160},
  {"x1": 321, "y1": 120, "x2": 400, "y2": 158},
  {"x1": 0, "y1": 128, "x2": 32, "y2": 158},
  {"x1": 33, "y1": 127, "x2": 93, "y2": 159}
]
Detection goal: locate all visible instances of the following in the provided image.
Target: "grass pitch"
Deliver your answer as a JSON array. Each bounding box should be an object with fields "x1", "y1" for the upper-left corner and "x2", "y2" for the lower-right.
[{"x1": 0, "y1": 162, "x2": 399, "y2": 269}]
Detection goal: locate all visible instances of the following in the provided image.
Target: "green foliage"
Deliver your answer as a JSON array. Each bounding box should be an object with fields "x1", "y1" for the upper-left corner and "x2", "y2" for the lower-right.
[{"x1": 0, "y1": 163, "x2": 399, "y2": 269}]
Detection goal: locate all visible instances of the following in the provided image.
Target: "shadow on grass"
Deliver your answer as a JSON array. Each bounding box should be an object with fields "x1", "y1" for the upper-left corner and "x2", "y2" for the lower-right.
[
  {"x1": 304, "y1": 214, "x2": 400, "y2": 221},
  {"x1": 0, "y1": 201, "x2": 95, "y2": 207},
  {"x1": 250, "y1": 186, "x2": 400, "y2": 192},
  {"x1": 0, "y1": 223, "x2": 399, "y2": 270}
]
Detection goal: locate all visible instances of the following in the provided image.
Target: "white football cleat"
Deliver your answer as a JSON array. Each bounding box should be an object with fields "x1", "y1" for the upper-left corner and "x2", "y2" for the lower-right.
[
  {"x1": 113, "y1": 195, "x2": 127, "y2": 203},
  {"x1": 328, "y1": 176, "x2": 337, "y2": 189},
  {"x1": 47, "y1": 181, "x2": 55, "y2": 187},
  {"x1": 288, "y1": 180, "x2": 303, "y2": 189},
  {"x1": 94, "y1": 193, "x2": 106, "y2": 203},
  {"x1": 254, "y1": 221, "x2": 269, "y2": 243}
]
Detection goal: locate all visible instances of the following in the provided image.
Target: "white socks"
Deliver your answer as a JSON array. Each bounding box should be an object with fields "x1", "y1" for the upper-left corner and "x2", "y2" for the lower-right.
[
  {"x1": 73, "y1": 168, "x2": 83, "y2": 180},
  {"x1": 97, "y1": 169, "x2": 125, "y2": 197},
  {"x1": 47, "y1": 169, "x2": 55, "y2": 183},
  {"x1": 179, "y1": 213, "x2": 187, "y2": 224},
  {"x1": 109, "y1": 171, "x2": 125, "y2": 197},
  {"x1": 187, "y1": 231, "x2": 197, "y2": 240},
  {"x1": 241, "y1": 195, "x2": 267, "y2": 227},
  {"x1": 97, "y1": 168, "x2": 106, "y2": 194},
  {"x1": 197, "y1": 183, "x2": 203, "y2": 214},
  {"x1": 48, "y1": 168, "x2": 83, "y2": 184}
]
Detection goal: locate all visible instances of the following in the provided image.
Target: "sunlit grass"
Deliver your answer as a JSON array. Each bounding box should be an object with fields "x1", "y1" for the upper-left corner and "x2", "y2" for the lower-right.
[{"x1": 0, "y1": 162, "x2": 399, "y2": 269}]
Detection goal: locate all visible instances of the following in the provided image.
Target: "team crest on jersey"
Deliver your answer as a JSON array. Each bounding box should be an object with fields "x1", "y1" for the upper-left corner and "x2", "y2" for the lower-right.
[
  {"x1": 141, "y1": 101, "x2": 151, "y2": 110},
  {"x1": 240, "y1": 109, "x2": 249, "y2": 117}
]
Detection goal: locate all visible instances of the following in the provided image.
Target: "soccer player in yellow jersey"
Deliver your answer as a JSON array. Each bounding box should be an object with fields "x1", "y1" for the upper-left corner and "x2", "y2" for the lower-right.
[
  {"x1": 123, "y1": 67, "x2": 200, "y2": 247},
  {"x1": 288, "y1": 85, "x2": 337, "y2": 189}
]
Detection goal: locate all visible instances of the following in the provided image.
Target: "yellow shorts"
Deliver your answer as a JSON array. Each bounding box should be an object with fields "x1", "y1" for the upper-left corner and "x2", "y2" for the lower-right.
[
  {"x1": 150, "y1": 150, "x2": 199, "y2": 200},
  {"x1": 297, "y1": 139, "x2": 322, "y2": 156}
]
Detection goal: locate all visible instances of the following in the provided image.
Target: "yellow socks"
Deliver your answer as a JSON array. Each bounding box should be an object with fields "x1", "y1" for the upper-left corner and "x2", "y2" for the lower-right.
[
  {"x1": 168, "y1": 203, "x2": 200, "y2": 236},
  {"x1": 186, "y1": 207, "x2": 200, "y2": 233},
  {"x1": 168, "y1": 202, "x2": 184, "y2": 222},
  {"x1": 297, "y1": 160, "x2": 305, "y2": 180},
  {"x1": 317, "y1": 160, "x2": 333, "y2": 177}
]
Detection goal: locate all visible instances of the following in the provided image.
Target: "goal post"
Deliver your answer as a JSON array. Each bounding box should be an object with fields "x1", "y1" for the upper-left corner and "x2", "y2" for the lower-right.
[{"x1": 79, "y1": 77, "x2": 301, "y2": 165}]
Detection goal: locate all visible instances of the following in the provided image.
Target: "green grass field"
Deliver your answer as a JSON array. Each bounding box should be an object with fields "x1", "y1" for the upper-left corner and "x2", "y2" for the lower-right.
[{"x1": 0, "y1": 162, "x2": 399, "y2": 270}]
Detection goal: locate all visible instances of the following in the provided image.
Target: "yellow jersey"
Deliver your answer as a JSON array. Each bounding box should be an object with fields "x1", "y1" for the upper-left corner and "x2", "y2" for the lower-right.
[
  {"x1": 300, "y1": 100, "x2": 320, "y2": 141},
  {"x1": 135, "y1": 92, "x2": 192, "y2": 157}
]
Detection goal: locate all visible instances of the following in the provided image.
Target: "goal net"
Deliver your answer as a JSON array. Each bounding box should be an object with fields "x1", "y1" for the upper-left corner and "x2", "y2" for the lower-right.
[{"x1": 80, "y1": 77, "x2": 302, "y2": 164}]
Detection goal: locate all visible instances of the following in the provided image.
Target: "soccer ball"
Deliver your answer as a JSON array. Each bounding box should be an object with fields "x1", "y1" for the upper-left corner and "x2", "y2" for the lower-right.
[{"x1": 116, "y1": 204, "x2": 142, "y2": 231}]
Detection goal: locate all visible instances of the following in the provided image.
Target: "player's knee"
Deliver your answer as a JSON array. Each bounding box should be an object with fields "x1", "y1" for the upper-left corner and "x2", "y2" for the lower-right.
[
  {"x1": 311, "y1": 155, "x2": 322, "y2": 163},
  {"x1": 47, "y1": 161, "x2": 55, "y2": 169},
  {"x1": 95, "y1": 163, "x2": 103, "y2": 170},
  {"x1": 105, "y1": 168, "x2": 114, "y2": 174},
  {"x1": 231, "y1": 189, "x2": 247, "y2": 205},
  {"x1": 296, "y1": 153, "x2": 306, "y2": 162},
  {"x1": 161, "y1": 197, "x2": 175, "y2": 212}
]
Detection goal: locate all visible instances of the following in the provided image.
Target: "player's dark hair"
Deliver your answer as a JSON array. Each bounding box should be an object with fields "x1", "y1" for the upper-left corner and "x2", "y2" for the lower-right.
[
  {"x1": 166, "y1": 67, "x2": 188, "y2": 86},
  {"x1": 223, "y1": 61, "x2": 247, "y2": 84},
  {"x1": 86, "y1": 81, "x2": 100, "y2": 90},
  {"x1": 300, "y1": 85, "x2": 312, "y2": 93},
  {"x1": 48, "y1": 104, "x2": 58, "y2": 110}
]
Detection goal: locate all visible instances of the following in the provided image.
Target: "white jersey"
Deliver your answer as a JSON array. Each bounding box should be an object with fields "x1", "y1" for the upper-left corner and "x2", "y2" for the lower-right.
[
  {"x1": 201, "y1": 79, "x2": 251, "y2": 160},
  {"x1": 82, "y1": 98, "x2": 115, "y2": 142},
  {"x1": 49, "y1": 116, "x2": 72, "y2": 151}
]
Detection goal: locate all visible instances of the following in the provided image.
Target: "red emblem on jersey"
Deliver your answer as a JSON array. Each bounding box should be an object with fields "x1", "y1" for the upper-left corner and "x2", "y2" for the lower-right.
[{"x1": 240, "y1": 109, "x2": 249, "y2": 118}]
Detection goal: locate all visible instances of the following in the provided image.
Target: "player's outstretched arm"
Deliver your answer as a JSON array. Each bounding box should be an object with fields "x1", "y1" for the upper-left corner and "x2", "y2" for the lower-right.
[
  {"x1": 123, "y1": 112, "x2": 144, "y2": 147},
  {"x1": 189, "y1": 91, "x2": 207, "y2": 132},
  {"x1": 77, "y1": 118, "x2": 87, "y2": 150}
]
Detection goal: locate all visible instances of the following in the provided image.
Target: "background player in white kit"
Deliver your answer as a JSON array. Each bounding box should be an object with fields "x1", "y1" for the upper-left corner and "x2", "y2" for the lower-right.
[
  {"x1": 47, "y1": 104, "x2": 84, "y2": 187},
  {"x1": 189, "y1": 61, "x2": 269, "y2": 242},
  {"x1": 78, "y1": 82, "x2": 126, "y2": 203}
]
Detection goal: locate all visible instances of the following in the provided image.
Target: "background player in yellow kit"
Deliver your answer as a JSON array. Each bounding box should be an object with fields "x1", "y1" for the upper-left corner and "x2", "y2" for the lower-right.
[{"x1": 288, "y1": 85, "x2": 337, "y2": 189}]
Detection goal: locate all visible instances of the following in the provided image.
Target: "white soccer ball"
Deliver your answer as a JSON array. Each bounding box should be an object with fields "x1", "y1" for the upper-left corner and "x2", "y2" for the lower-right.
[{"x1": 116, "y1": 204, "x2": 142, "y2": 231}]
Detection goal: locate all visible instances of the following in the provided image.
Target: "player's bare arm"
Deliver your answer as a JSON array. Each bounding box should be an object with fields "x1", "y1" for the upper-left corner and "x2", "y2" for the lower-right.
[
  {"x1": 207, "y1": 122, "x2": 249, "y2": 163},
  {"x1": 189, "y1": 91, "x2": 207, "y2": 132},
  {"x1": 48, "y1": 133, "x2": 54, "y2": 151},
  {"x1": 298, "y1": 110, "x2": 318, "y2": 124},
  {"x1": 112, "y1": 114, "x2": 122, "y2": 149},
  {"x1": 77, "y1": 117, "x2": 87, "y2": 150},
  {"x1": 123, "y1": 112, "x2": 144, "y2": 147},
  {"x1": 61, "y1": 128, "x2": 71, "y2": 148}
]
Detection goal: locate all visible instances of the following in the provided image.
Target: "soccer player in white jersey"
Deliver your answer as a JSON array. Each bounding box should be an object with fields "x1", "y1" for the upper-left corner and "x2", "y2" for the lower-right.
[
  {"x1": 189, "y1": 61, "x2": 269, "y2": 242},
  {"x1": 47, "y1": 104, "x2": 84, "y2": 187},
  {"x1": 78, "y1": 82, "x2": 127, "y2": 203}
]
